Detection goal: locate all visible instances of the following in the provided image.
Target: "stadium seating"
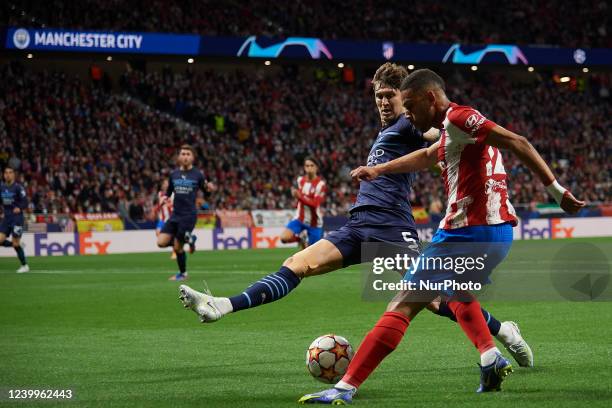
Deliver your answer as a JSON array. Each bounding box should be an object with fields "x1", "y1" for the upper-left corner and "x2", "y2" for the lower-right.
[
  {"x1": 1, "y1": 61, "x2": 609, "y2": 218},
  {"x1": 3, "y1": 0, "x2": 610, "y2": 48}
]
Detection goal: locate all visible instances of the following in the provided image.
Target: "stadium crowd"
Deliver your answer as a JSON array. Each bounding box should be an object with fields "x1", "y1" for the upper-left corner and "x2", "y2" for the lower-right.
[
  {"x1": 4, "y1": 0, "x2": 610, "y2": 48},
  {"x1": 1, "y1": 60, "x2": 610, "y2": 221}
]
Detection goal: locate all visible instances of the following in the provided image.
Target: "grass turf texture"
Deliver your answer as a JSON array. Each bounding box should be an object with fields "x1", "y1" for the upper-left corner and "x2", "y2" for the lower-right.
[{"x1": 1, "y1": 238, "x2": 611, "y2": 407}]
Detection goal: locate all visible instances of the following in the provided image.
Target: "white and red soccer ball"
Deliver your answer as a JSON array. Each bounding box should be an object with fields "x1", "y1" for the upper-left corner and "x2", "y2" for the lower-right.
[{"x1": 306, "y1": 334, "x2": 354, "y2": 383}]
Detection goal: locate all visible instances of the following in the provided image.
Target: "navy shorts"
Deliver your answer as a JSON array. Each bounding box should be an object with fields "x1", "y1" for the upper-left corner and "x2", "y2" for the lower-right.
[
  {"x1": 160, "y1": 214, "x2": 196, "y2": 243},
  {"x1": 325, "y1": 208, "x2": 420, "y2": 267},
  {"x1": 0, "y1": 215, "x2": 24, "y2": 238}
]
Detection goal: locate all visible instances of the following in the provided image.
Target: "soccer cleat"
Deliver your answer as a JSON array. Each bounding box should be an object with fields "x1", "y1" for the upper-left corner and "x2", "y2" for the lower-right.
[
  {"x1": 178, "y1": 284, "x2": 223, "y2": 323},
  {"x1": 498, "y1": 321, "x2": 534, "y2": 367},
  {"x1": 477, "y1": 353, "x2": 513, "y2": 392},
  {"x1": 169, "y1": 272, "x2": 189, "y2": 281},
  {"x1": 16, "y1": 264, "x2": 30, "y2": 273},
  {"x1": 189, "y1": 235, "x2": 197, "y2": 254},
  {"x1": 298, "y1": 387, "x2": 355, "y2": 405}
]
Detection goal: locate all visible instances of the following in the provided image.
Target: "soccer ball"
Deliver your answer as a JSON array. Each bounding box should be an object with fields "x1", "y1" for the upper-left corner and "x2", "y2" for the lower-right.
[{"x1": 306, "y1": 334, "x2": 354, "y2": 383}]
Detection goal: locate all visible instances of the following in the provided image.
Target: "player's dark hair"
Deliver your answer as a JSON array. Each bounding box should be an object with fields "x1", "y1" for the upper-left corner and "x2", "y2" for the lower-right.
[
  {"x1": 179, "y1": 144, "x2": 196, "y2": 156},
  {"x1": 372, "y1": 63, "x2": 408, "y2": 90},
  {"x1": 304, "y1": 156, "x2": 319, "y2": 168},
  {"x1": 400, "y1": 69, "x2": 446, "y2": 93}
]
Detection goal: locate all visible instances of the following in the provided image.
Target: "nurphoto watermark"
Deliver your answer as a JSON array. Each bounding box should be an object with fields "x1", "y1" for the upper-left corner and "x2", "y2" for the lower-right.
[{"x1": 360, "y1": 241, "x2": 611, "y2": 302}]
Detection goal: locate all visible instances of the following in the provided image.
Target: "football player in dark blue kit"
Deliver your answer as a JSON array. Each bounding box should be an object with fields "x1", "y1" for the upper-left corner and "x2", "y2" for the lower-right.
[
  {"x1": 157, "y1": 145, "x2": 215, "y2": 281},
  {"x1": 1, "y1": 167, "x2": 29, "y2": 273},
  {"x1": 178, "y1": 64, "x2": 531, "y2": 369}
]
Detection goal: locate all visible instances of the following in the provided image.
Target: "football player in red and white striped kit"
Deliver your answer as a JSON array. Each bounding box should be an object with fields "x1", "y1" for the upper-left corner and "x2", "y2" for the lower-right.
[
  {"x1": 311, "y1": 69, "x2": 586, "y2": 402},
  {"x1": 280, "y1": 157, "x2": 326, "y2": 249}
]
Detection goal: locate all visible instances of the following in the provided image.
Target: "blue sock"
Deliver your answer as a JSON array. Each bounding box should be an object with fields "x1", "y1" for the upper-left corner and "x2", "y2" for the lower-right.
[
  {"x1": 2, "y1": 240, "x2": 12, "y2": 247},
  {"x1": 437, "y1": 302, "x2": 501, "y2": 336},
  {"x1": 15, "y1": 246, "x2": 26, "y2": 265},
  {"x1": 176, "y1": 251, "x2": 186, "y2": 274},
  {"x1": 481, "y1": 307, "x2": 502, "y2": 336},
  {"x1": 229, "y1": 266, "x2": 300, "y2": 312}
]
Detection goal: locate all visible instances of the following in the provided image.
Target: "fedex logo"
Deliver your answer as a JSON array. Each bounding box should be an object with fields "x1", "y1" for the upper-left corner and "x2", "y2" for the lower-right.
[
  {"x1": 212, "y1": 228, "x2": 285, "y2": 250},
  {"x1": 520, "y1": 218, "x2": 575, "y2": 240},
  {"x1": 34, "y1": 232, "x2": 111, "y2": 256}
]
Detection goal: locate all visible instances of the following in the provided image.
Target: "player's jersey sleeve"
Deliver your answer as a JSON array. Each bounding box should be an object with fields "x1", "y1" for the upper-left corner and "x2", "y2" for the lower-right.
[
  {"x1": 446, "y1": 106, "x2": 497, "y2": 144},
  {"x1": 315, "y1": 180, "x2": 327, "y2": 203},
  {"x1": 17, "y1": 185, "x2": 28, "y2": 209}
]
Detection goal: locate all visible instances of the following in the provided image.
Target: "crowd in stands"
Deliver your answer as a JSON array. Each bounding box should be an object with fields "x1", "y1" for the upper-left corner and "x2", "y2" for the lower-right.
[
  {"x1": 4, "y1": 0, "x2": 610, "y2": 48},
  {"x1": 1, "y1": 60, "x2": 610, "y2": 221}
]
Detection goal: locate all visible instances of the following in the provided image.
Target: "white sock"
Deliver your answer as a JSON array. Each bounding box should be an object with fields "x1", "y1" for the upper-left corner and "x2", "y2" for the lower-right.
[
  {"x1": 335, "y1": 380, "x2": 356, "y2": 391},
  {"x1": 480, "y1": 347, "x2": 501, "y2": 366},
  {"x1": 495, "y1": 322, "x2": 516, "y2": 344},
  {"x1": 215, "y1": 297, "x2": 233, "y2": 315}
]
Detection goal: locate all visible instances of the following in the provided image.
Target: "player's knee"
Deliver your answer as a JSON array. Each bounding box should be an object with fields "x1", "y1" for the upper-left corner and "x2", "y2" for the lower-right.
[{"x1": 283, "y1": 253, "x2": 312, "y2": 279}]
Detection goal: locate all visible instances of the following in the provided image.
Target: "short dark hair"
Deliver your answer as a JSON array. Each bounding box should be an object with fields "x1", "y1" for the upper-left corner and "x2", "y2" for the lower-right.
[
  {"x1": 400, "y1": 69, "x2": 445, "y2": 93},
  {"x1": 304, "y1": 156, "x2": 319, "y2": 168},
  {"x1": 179, "y1": 144, "x2": 195, "y2": 155},
  {"x1": 372, "y1": 63, "x2": 408, "y2": 90}
]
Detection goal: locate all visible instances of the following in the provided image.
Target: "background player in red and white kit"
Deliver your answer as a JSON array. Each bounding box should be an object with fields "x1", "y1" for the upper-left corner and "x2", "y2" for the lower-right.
[
  {"x1": 154, "y1": 179, "x2": 176, "y2": 259},
  {"x1": 302, "y1": 69, "x2": 585, "y2": 403},
  {"x1": 280, "y1": 157, "x2": 326, "y2": 249}
]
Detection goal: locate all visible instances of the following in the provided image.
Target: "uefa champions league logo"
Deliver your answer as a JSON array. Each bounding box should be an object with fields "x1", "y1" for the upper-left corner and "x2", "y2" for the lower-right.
[{"x1": 13, "y1": 28, "x2": 31, "y2": 49}]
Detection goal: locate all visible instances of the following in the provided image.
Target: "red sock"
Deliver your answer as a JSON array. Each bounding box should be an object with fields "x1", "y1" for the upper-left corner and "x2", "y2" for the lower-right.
[
  {"x1": 281, "y1": 234, "x2": 300, "y2": 243},
  {"x1": 447, "y1": 300, "x2": 495, "y2": 353},
  {"x1": 342, "y1": 312, "x2": 410, "y2": 388}
]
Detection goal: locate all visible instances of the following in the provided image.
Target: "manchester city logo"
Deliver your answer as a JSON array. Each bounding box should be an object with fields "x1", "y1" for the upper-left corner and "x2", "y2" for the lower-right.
[{"x1": 13, "y1": 28, "x2": 30, "y2": 49}]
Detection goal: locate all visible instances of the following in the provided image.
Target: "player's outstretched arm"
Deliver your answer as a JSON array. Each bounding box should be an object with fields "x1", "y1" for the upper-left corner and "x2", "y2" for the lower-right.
[
  {"x1": 486, "y1": 125, "x2": 585, "y2": 214},
  {"x1": 350, "y1": 141, "x2": 439, "y2": 182}
]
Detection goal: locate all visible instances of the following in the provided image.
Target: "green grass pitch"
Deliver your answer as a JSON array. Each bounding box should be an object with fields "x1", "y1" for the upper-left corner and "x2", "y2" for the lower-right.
[{"x1": 1, "y1": 239, "x2": 611, "y2": 407}]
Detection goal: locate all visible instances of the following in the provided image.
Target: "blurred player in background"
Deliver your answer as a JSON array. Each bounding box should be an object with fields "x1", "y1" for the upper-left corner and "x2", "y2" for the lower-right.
[
  {"x1": 157, "y1": 145, "x2": 215, "y2": 281},
  {"x1": 1, "y1": 167, "x2": 29, "y2": 273},
  {"x1": 280, "y1": 157, "x2": 326, "y2": 249},
  {"x1": 299, "y1": 68, "x2": 585, "y2": 403},
  {"x1": 155, "y1": 179, "x2": 176, "y2": 259},
  {"x1": 178, "y1": 64, "x2": 532, "y2": 369}
]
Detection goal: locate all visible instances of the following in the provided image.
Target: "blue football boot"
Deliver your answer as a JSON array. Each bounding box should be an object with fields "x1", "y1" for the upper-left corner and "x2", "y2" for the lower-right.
[
  {"x1": 477, "y1": 353, "x2": 514, "y2": 392},
  {"x1": 298, "y1": 387, "x2": 355, "y2": 405}
]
